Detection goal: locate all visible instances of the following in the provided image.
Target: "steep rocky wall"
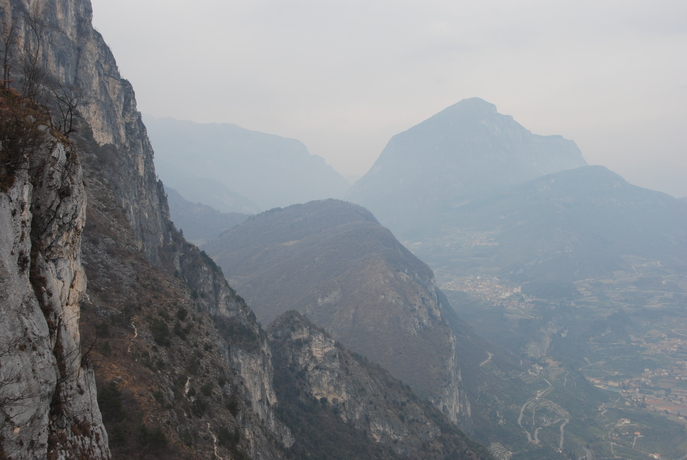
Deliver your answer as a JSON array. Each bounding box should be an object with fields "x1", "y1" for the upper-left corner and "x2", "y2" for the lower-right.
[
  {"x1": 268, "y1": 312, "x2": 487, "y2": 459},
  {"x1": 1, "y1": 0, "x2": 167, "y2": 263},
  {"x1": 0, "y1": 121, "x2": 109, "y2": 458},
  {"x1": 1, "y1": 0, "x2": 292, "y2": 455},
  {"x1": 169, "y1": 239, "x2": 294, "y2": 449}
]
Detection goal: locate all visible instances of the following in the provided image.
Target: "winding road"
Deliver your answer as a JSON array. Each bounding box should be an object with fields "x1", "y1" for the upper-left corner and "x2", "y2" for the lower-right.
[
  {"x1": 518, "y1": 378, "x2": 554, "y2": 444},
  {"x1": 559, "y1": 418, "x2": 569, "y2": 451}
]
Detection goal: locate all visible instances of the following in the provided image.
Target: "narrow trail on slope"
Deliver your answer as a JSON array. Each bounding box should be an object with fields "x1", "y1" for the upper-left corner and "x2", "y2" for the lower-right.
[
  {"x1": 127, "y1": 321, "x2": 138, "y2": 355},
  {"x1": 479, "y1": 352, "x2": 494, "y2": 367},
  {"x1": 207, "y1": 422, "x2": 223, "y2": 459}
]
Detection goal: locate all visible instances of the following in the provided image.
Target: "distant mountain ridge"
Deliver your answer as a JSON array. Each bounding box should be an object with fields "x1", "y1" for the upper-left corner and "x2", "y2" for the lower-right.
[
  {"x1": 146, "y1": 116, "x2": 350, "y2": 210},
  {"x1": 346, "y1": 98, "x2": 587, "y2": 237},
  {"x1": 156, "y1": 162, "x2": 261, "y2": 214},
  {"x1": 415, "y1": 165, "x2": 687, "y2": 282},
  {"x1": 165, "y1": 187, "x2": 249, "y2": 245}
]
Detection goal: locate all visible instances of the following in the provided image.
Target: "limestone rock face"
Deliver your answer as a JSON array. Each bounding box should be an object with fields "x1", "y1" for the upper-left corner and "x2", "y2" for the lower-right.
[
  {"x1": 0, "y1": 135, "x2": 109, "y2": 458},
  {"x1": 0, "y1": 0, "x2": 168, "y2": 263},
  {"x1": 268, "y1": 312, "x2": 484, "y2": 459},
  {"x1": 166, "y1": 240, "x2": 293, "y2": 449}
]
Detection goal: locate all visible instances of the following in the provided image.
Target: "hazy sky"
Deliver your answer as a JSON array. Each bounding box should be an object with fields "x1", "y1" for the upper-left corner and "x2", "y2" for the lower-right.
[{"x1": 90, "y1": 0, "x2": 687, "y2": 197}]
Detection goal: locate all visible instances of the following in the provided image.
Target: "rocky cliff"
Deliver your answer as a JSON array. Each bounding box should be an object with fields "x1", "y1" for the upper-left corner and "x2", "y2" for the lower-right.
[
  {"x1": 268, "y1": 312, "x2": 490, "y2": 459},
  {"x1": 0, "y1": 0, "x2": 168, "y2": 263},
  {"x1": 1, "y1": 0, "x2": 291, "y2": 457},
  {"x1": 0, "y1": 87, "x2": 109, "y2": 458}
]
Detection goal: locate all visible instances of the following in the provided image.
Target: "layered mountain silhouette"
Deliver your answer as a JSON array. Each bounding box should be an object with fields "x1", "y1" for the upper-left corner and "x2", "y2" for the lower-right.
[
  {"x1": 165, "y1": 187, "x2": 249, "y2": 244},
  {"x1": 203, "y1": 199, "x2": 473, "y2": 426},
  {"x1": 346, "y1": 98, "x2": 587, "y2": 237},
  {"x1": 156, "y1": 162, "x2": 261, "y2": 214},
  {"x1": 201, "y1": 199, "x2": 618, "y2": 456},
  {"x1": 420, "y1": 165, "x2": 687, "y2": 282},
  {"x1": 146, "y1": 116, "x2": 350, "y2": 210},
  {"x1": 337, "y1": 100, "x2": 687, "y2": 456},
  {"x1": 347, "y1": 99, "x2": 687, "y2": 284}
]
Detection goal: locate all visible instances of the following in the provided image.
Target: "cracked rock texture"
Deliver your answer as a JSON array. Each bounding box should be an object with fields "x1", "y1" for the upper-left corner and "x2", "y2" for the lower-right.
[
  {"x1": 0, "y1": 131, "x2": 109, "y2": 458},
  {"x1": 268, "y1": 311, "x2": 486, "y2": 459}
]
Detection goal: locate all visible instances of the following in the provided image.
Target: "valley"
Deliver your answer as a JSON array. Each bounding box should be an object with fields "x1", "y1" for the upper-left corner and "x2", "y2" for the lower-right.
[
  {"x1": 1, "y1": 2, "x2": 683, "y2": 455},
  {"x1": 412, "y1": 231, "x2": 687, "y2": 459}
]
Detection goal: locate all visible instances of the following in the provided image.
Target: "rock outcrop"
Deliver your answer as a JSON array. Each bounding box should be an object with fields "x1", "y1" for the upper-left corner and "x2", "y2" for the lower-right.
[
  {"x1": 0, "y1": 95, "x2": 109, "y2": 457},
  {"x1": 268, "y1": 312, "x2": 489, "y2": 459}
]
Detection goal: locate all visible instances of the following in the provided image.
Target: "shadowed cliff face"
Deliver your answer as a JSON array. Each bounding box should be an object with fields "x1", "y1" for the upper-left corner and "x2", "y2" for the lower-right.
[{"x1": 204, "y1": 199, "x2": 472, "y2": 428}]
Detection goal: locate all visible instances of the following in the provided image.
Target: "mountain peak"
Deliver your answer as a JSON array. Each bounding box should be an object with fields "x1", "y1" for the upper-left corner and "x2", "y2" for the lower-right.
[
  {"x1": 347, "y1": 99, "x2": 587, "y2": 236},
  {"x1": 442, "y1": 97, "x2": 498, "y2": 116}
]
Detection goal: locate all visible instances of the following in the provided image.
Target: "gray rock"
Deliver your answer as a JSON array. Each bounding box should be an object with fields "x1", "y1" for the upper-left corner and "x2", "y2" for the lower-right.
[{"x1": 0, "y1": 134, "x2": 109, "y2": 458}]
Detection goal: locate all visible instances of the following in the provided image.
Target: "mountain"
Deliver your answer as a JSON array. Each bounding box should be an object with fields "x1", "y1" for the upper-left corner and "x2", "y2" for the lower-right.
[
  {"x1": 346, "y1": 98, "x2": 587, "y2": 237},
  {"x1": 344, "y1": 98, "x2": 687, "y2": 458},
  {"x1": 203, "y1": 200, "x2": 473, "y2": 427},
  {"x1": 0, "y1": 0, "x2": 294, "y2": 457},
  {"x1": 165, "y1": 186, "x2": 249, "y2": 245},
  {"x1": 413, "y1": 165, "x2": 687, "y2": 282},
  {"x1": 145, "y1": 116, "x2": 350, "y2": 210},
  {"x1": 155, "y1": 161, "x2": 261, "y2": 214},
  {"x1": 202, "y1": 199, "x2": 625, "y2": 458},
  {"x1": 268, "y1": 312, "x2": 491, "y2": 460},
  {"x1": 0, "y1": 1, "x2": 491, "y2": 459}
]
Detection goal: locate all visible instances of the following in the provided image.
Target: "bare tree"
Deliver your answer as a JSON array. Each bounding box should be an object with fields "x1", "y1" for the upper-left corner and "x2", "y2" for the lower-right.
[
  {"x1": 20, "y1": 11, "x2": 46, "y2": 102},
  {"x1": 1, "y1": 19, "x2": 16, "y2": 88},
  {"x1": 50, "y1": 82, "x2": 81, "y2": 136}
]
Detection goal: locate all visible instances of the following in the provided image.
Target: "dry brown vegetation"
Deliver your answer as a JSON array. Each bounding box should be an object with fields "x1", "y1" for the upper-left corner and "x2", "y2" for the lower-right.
[{"x1": 77, "y1": 131, "x2": 261, "y2": 459}]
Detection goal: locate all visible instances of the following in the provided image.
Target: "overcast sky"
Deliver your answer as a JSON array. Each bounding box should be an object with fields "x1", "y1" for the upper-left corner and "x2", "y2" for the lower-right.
[{"x1": 90, "y1": 0, "x2": 687, "y2": 197}]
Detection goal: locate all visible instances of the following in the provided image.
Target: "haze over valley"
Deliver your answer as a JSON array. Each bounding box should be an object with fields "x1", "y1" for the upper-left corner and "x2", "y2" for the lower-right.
[
  {"x1": 1, "y1": 1, "x2": 686, "y2": 459},
  {"x1": 149, "y1": 95, "x2": 687, "y2": 459}
]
